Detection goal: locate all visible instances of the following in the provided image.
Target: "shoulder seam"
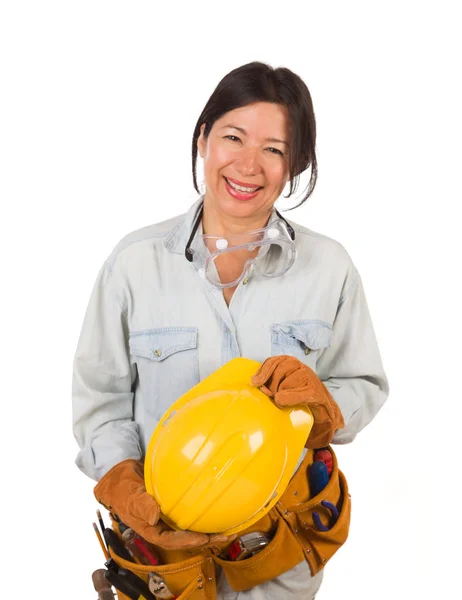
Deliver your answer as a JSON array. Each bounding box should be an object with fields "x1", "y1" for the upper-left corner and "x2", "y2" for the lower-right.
[
  {"x1": 294, "y1": 228, "x2": 325, "y2": 238},
  {"x1": 291, "y1": 223, "x2": 346, "y2": 248},
  {"x1": 339, "y1": 268, "x2": 359, "y2": 306},
  {"x1": 105, "y1": 230, "x2": 169, "y2": 272}
]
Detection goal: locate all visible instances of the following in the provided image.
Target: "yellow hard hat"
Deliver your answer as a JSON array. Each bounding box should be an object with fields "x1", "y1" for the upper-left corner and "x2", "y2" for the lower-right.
[{"x1": 144, "y1": 357, "x2": 313, "y2": 536}]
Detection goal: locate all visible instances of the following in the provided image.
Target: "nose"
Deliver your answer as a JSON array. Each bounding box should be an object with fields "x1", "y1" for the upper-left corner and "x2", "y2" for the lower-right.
[{"x1": 235, "y1": 147, "x2": 262, "y2": 176}]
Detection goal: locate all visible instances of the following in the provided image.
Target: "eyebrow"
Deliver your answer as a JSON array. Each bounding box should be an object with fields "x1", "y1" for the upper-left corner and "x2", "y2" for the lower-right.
[{"x1": 220, "y1": 124, "x2": 288, "y2": 146}]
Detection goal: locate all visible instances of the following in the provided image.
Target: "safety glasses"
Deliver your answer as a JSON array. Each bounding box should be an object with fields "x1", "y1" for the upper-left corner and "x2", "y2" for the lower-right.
[{"x1": 185, "y1": 202, "x2": 297, "y2": 289}]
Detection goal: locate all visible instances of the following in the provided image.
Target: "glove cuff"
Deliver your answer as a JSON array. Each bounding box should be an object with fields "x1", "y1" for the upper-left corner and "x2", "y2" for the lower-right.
[{"x1": 94, "y1": 458, "x2": 144, "y2": 511}]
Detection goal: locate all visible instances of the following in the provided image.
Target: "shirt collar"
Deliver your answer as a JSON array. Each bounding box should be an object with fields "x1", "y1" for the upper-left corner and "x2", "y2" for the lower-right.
[{"x1": 163, "y1": 196, "x2": 204, "y2": 255}]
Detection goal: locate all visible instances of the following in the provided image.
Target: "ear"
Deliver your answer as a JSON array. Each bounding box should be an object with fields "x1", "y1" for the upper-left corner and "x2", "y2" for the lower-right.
[{"x1": 197, "y1": 124, "x2": 207, "y2": 158}]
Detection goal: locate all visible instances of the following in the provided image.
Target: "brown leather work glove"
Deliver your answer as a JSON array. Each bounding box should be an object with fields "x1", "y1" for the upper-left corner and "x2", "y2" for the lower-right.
[
  {"x1": 94, "y1": 459, "x2": 230, "y2": 550},
  {"x1": 251, "y1": 356, "x2": 345, "y2": 448},
  {"x1": 148, "y1": 519, "x2": 233, "y2": 552}
]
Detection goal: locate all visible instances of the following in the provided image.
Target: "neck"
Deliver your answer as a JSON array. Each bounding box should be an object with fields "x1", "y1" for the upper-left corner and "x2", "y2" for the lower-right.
[{"x1": 201, "y1": 196, "x2": 273, "y2": 237}]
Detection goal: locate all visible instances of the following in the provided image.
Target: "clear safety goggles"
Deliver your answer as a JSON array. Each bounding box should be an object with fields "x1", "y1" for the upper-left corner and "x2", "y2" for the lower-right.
[{"x1": 185, "y1": 203, "x2": 297, "y2": 288}]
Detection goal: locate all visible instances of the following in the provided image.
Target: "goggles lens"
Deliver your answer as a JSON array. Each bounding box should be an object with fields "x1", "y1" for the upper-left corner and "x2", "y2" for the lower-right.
[{"x1": 189, "y1": 220, "x2": 297, "y2": 288}]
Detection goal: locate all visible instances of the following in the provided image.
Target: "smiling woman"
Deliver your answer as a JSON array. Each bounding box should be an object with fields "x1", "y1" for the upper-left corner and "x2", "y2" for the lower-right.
[
  {"x1": 198, "y1": 103, "x2": 290, "y2": 217},
  {"x1": 189, "y1": 62, "x2": 319, "y2": 305},
  {"x1": 192, "y1": 61, "x2": 318, "y2": 228},
  {"x1": 73, "y1": 60, "x2": 389, "y2": 600}
]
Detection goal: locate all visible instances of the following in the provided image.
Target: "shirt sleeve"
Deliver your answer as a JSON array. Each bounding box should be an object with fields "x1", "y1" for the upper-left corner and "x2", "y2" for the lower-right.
[
  {"x1": 72, "y1": 260, "x2": 142, "y2": 481},
  {"x1": 316, "y1": 266, "x2": 389, "y2": 444}
]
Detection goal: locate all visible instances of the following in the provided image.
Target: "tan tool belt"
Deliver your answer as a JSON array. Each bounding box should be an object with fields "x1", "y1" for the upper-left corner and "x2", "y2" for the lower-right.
[{"x1": 107, "y1": 446, "x2": 351, "y2": 598}]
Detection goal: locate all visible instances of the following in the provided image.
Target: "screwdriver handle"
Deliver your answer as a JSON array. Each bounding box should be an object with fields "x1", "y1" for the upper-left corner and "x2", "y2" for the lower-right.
[
  {"x1": 309, "y1": 460, "x2": 329, "y2": 497},
  {"x1": 103, "y1": 528, "x2": 133, "y2": 561},
  {"x1": 104, "y1": 568, "x2": 139, "y2": 600}
]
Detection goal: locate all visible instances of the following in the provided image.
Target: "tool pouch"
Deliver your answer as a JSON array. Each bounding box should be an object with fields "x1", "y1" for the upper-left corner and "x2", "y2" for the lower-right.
[
  {"x1": 104, "y1": 446, "x2": 350, "y2": 596},
  {"x1": 107, "y1": 521, "x2": 216, "y2": 599},
  {"x1": 278, "y1": 445, "x2": 351, "y2": 576},
  {"x1": 212, "y1": 509, "x2": 305, "y2": 592},
  {"x1": 213, "y1": 446, "x2": 351, "y2": 592}
]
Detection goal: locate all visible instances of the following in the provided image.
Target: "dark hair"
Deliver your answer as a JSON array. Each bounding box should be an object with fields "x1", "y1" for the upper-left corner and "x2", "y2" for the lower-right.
[{"x1": 192, "y1": 61, "x2": 317, "y2": 209}]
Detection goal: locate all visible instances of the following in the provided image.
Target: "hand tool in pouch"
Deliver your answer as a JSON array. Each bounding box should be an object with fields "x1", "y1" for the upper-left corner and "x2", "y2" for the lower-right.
[
  {"x1": 122, "y1": 528, "x2": 160, "y2": 565},
  {"x1": 148, "y1": 572, "x2": 177, "y2": 599},
  {"x1": 312, "y1": 500, "x2": 340, "y2": 532},
  {"x1": 97, "y1": 508, "x2": 106, "y2": 533},
  {"x1": 92, "y1": 569, "x2": 115, "y2": 600},
  {"x1": 93, "y1": 522, "x2": 110, "y2": 561},
  {"x1": 118, "y1": 568, "x2": 158, "y2": 600},
  {"x1": 314, "y1": 448, "x2": 333, "y2": 476},
  {"x1": 224, "y1": 531, "x2": 272, "y2": 561},
  {"x1": 309, "y1": 458, "x2": 340, "y2": 531},
  {"x1": 309, "y1": 460, "x2": 329, "y2": 497},
  {"x1": 104, "y1": 567, "x2": 142, "y2": 600},
  {"x1": 103, "y1": 527, "x2": 133, "y2": 561}
]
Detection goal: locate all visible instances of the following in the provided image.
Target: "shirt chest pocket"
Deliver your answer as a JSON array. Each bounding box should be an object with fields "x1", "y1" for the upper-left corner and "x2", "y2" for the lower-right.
[
  {"x1": 129, "y1": 327, "x2": 199, "y2": 419},
  {"x1": 270, "y1": 320, "x2": 332, "y2": 372}
]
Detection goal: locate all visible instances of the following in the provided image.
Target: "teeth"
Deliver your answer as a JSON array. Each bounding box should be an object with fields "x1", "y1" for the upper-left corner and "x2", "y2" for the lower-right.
[{"x1": 226, "y1": 178, "x2": 260, "y2": 193}]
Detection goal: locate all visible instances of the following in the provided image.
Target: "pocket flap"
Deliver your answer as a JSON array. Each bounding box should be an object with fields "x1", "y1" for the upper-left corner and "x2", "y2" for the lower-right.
[
  {"x1": 271, "y1": 320, "x2": 332, "y2": 351},
  {"x1": 129, "y1": 328, "x2": 198, "y2": 362}
]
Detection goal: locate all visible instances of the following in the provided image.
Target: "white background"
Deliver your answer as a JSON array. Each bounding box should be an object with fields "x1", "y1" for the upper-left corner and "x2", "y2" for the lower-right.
[{"x1": 1, "y1": 1, "x2": 461, "y2": 598}]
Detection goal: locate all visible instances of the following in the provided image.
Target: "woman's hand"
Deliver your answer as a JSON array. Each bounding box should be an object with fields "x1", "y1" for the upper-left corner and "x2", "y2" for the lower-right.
[
  {"x1": 94, "y1": 459, "x2": 161, "y2": 539},
  {"x1": 251, "y1": 355, "x2": 345, "y2": 448},
  {"x1": 146, "y1": 520, "x2": 232, "y2": 551},
  {"x1": 94, "y1": 459, "x2": 231, "y2": 550}
]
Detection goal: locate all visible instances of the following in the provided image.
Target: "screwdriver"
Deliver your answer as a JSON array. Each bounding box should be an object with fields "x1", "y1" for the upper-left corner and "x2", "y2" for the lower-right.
[
  {"x1": 103, "y1": 528, "x2": 133, "y2": 561},
  {"x1": 122, "y1": 528, "x2": 160, "y2": 565},
  {"x1": 309, "y1": 460, "x2": 329, "y2": 497}
]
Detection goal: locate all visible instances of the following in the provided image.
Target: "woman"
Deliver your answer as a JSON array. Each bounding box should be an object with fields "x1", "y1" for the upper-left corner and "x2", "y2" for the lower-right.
[{"x1": 73, "y1": 61, "x2": 389, "y2": 599}]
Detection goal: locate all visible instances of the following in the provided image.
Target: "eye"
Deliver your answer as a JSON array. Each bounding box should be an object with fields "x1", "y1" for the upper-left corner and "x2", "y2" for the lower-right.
[
  {"x1": 224, "y1": 135, "x2": 241, "y2": 142},
  {"x1": 267, "y1": 147, "x2": 284, "y2": 157}
]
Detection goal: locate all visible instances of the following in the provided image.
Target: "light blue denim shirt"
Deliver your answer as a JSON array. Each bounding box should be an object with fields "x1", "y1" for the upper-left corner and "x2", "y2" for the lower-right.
[
  {"x1": 72, "y1": 196, "x2": 389, "y2": 482},
  {"x1": 72, "y1": 196, "x2": 389, "y2": 599}
]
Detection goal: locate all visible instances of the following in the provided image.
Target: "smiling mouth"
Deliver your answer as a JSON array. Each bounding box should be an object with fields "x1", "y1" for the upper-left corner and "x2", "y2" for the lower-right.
[{"x1": 224, "y1": 177, "x2": 263, "y2": 193}]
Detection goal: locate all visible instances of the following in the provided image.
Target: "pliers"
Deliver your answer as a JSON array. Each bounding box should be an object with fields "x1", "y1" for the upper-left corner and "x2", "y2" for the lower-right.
[{"x1": 312, "y1": 500, "x2": 339, "y2": 532}]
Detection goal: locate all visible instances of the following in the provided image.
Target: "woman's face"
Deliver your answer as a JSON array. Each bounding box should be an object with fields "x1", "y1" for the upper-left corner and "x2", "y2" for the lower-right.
[{"x1": 197, "y1": 102, "x2": 290, "y2": 222}]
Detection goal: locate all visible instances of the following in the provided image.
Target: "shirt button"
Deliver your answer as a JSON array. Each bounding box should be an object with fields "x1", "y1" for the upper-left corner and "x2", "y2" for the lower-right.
[
  {"x1": 242, "y1": 278, "x2": 249, "y2": 285},
  {"x1": 154, "y1": 349, "x2": 162, "y2": 357},
  {"x1": 227, "y1": 328, "x2": 232, "y2": 334}
]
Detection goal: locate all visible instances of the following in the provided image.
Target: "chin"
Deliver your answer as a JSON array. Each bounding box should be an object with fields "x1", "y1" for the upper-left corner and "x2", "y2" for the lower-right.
[{"x1": 224, "y1": 199, "x2": 261, "y2": 217}]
